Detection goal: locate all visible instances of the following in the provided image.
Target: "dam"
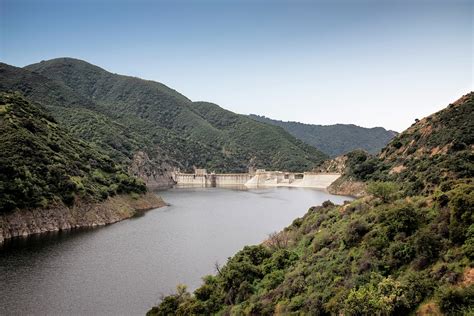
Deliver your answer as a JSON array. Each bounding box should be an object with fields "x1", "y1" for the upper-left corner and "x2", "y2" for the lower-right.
[{"x1": 173, "y1": 169, "x2": 341, "y2": 189}]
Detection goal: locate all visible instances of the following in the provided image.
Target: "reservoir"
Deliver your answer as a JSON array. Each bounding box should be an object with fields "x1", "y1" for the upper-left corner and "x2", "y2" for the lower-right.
[{"x1": 0, "y1": 187, "x2": 351, "y2": 315}]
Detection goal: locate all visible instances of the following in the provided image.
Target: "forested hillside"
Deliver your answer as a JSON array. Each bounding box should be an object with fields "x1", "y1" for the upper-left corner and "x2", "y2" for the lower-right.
[
  {"x1": 191, "y1": 102, "x2": 322, "y2": 172},
  {"x1": 1, "y1": 58, "x2": 326, "y2": 175},
  {"x1": 149, "y1": 93, "x2": 474, "y2": 315},
  {"x1": 0, "y1": 93, "x2": 145, "y2": 213},
  {"x1": 250, "y1": 114, "x2": 397, "y2": 157}
]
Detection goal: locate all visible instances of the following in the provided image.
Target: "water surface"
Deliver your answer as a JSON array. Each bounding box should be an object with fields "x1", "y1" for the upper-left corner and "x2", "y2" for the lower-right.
[{"x1": 0, "y1": 187, "x2": 351, "y2": 315}]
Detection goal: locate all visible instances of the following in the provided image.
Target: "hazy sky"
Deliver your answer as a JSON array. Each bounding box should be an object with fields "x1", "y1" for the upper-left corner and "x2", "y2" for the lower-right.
[{"x1": 1, "y1": 0, "x2": 472, "y2": 131}]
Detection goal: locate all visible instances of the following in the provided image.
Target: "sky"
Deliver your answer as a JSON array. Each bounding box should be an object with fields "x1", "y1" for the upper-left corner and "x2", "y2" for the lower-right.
[{"x1": 0, "y1": 0, "x2": 472, "y2": 131}]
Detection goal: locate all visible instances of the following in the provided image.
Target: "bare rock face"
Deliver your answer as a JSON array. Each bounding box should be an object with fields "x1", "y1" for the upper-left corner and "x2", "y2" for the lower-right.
[
  {"x1": 327, "y1": 177, "x2": 366, "y2": 197},
  {"x1": 128, "y1": 150, "x2": 176, "y2": 189},
  {"x1": 314, "y1": 155, "x2": 348, "y2": 174},
  {"x1": 0, "y1": 193, "x2": 166, "y2": 243},
  {"x1": 315, "y1": 153, "x2": 366, "y2": 197}
]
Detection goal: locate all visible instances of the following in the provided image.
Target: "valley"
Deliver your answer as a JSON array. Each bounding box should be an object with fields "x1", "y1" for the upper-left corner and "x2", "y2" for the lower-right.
[
  {"x1": 0, "y1": 59, "x2": 471, "y2": 316},
  {"x1": 1, "y1": 1, "x2": 472, "y2": 315},
  {"x1": 1, "y1": 0, "x2": 473, "y2": 314}
]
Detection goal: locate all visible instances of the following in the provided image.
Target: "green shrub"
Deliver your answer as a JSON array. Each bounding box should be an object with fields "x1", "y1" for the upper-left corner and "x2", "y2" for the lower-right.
[
  {"x1": 367, "y1": 181, "x2": 399, "y2": 202},
  {"x1": 344, "y1": 220, "x2": 369, "y2": 246},
  {"x1": 382, "y1": 203, "x2": 420, "y2": 239},
  {"x1": 387, "y1": 240, "x2": 415, "y2": 268},
  {"x1": 462, "y1": 224, "x2": 474, "y2": 260},
  {"x1": 437, "y1": 285, "x2": 474, "y2": 315},
  {"x1": 448, "y1": 184, "x2": 474, "y2": 243}
]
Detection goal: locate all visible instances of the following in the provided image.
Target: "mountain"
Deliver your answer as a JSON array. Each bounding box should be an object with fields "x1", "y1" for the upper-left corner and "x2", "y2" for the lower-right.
[
  {"x1": 375, "y1": 93, "x2": 473, "y2": 193},
  {"x1": 0, "y1": 92, "x2": 146, "y2": 212},
  {"x1": 328, "y1": 93, "x2": 474, "y2": 197},
  {"x1": 0, "y1": 61, "x2": 148, "y2": 163},
  {"x1": 24, "y1": 58, "x2": 327, "y2": 171},
  {"x1": 0, "y1": 59, "x2": 327, "y2": 186},
  {"x1": 149, "y1": 93, "x2": 474, "y2": 315},
  {"x1": 249, "y1": 114, "x2": 397, "y2": 157}
]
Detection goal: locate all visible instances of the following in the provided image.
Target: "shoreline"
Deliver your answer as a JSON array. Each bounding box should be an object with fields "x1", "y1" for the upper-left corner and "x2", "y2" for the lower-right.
[{"x1": 0, "y1": 192, "x2": 166, "y2": 244}]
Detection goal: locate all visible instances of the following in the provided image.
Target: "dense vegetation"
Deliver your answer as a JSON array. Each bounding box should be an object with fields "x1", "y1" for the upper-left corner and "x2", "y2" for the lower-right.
[
  {"x1": 149, "y1": 93, "x2": 474, "y2": 315},
  {"x1": 0, "y1": 58, "x2": 327, "y2": 175},
  {"x1": 0, "y1": 93, "x2": 145, "y2": 213},
  {"x1": 249, "y1": 114, "x2": 397, "y2": 157},
  {"x1": 191, "y1": 102, "x2": 322, "y2": 171}
]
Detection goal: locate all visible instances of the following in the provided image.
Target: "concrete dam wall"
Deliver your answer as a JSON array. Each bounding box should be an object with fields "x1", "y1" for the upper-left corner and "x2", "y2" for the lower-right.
[
  {"x1": 173, "y1": 170, "x2": 340, "y2": 189},
  {"x1": 246, "y1": 173, "x2": 340, "y2": 189},
  {"x1": 174, "y1": 173, "x2": 252, "y2": 187}
]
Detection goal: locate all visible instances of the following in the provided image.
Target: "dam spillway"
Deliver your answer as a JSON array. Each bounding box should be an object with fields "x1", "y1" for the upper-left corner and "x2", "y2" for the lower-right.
[{"x1": 173, "y1": 170, "x2": 341, "y2": 189}]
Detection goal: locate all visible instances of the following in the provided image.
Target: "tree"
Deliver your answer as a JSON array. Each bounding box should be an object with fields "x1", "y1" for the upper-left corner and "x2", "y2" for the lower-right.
[{"x1": 367, "y1": 181, "x2": 399, "y2": 202}]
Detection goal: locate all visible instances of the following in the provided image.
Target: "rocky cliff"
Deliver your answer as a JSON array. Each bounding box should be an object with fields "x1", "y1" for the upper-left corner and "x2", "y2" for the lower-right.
[
  {"x1": 0, "y1": 192, "x2": 166, "y2": 243},
  {"x1": 128, "y1": 151, "x2": 176, "y2": 189},
  {"x1": 315, "y1": 152, "x2": 367, "y2": 197},
  {"x1": 327, "y1": 177, "x2": 366, "y2": 197}
]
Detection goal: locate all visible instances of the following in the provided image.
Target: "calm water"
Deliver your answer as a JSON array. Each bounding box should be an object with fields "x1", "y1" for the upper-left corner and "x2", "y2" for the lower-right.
[{"x1": 0, "y1": 187, "x2": 351, "y2": 315}]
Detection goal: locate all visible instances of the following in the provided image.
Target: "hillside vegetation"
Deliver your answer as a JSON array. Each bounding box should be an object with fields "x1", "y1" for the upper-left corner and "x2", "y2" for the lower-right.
[
  {"x1": 148, "y1": 93, "x2": 474, "y2": 315},
  {"x1": 191, "y1": 102, "x2": 321, "y2": 171},
  {"x1": 329, "y1": 93, "x2": 474, "y2": 197},
  {"x1": 250, "y1": 114, "x2": 397, "y2": 157},
  {"x1": 0, "y1": 92, "x2": 145, "y2": 213},
  {"x1": 0, "y1": 58, "x2": 327, "y2": 175}
]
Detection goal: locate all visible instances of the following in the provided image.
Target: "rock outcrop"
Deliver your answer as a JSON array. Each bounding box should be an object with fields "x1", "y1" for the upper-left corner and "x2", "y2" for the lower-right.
[
  {"x1": 316, "y1": 154, "x2": 367, "y2": 197},
  {"x1": 314, "y1": 155, "x2": 348, "y2": 174},
  {"x1": 327, "y1": 177, "x2": 366, "y2": 197},
  {"x1": 0, "y1": 192, "x2": 166, "y2": 243},
  {"x1": 128, "y1": 151, "x2": 176, "y2": 189}
]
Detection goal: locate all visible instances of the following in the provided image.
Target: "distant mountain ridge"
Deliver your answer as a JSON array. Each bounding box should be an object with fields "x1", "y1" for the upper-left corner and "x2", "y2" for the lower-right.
[{"x1": 249, "y1": 114, "x2": 397, "y2": 157}]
